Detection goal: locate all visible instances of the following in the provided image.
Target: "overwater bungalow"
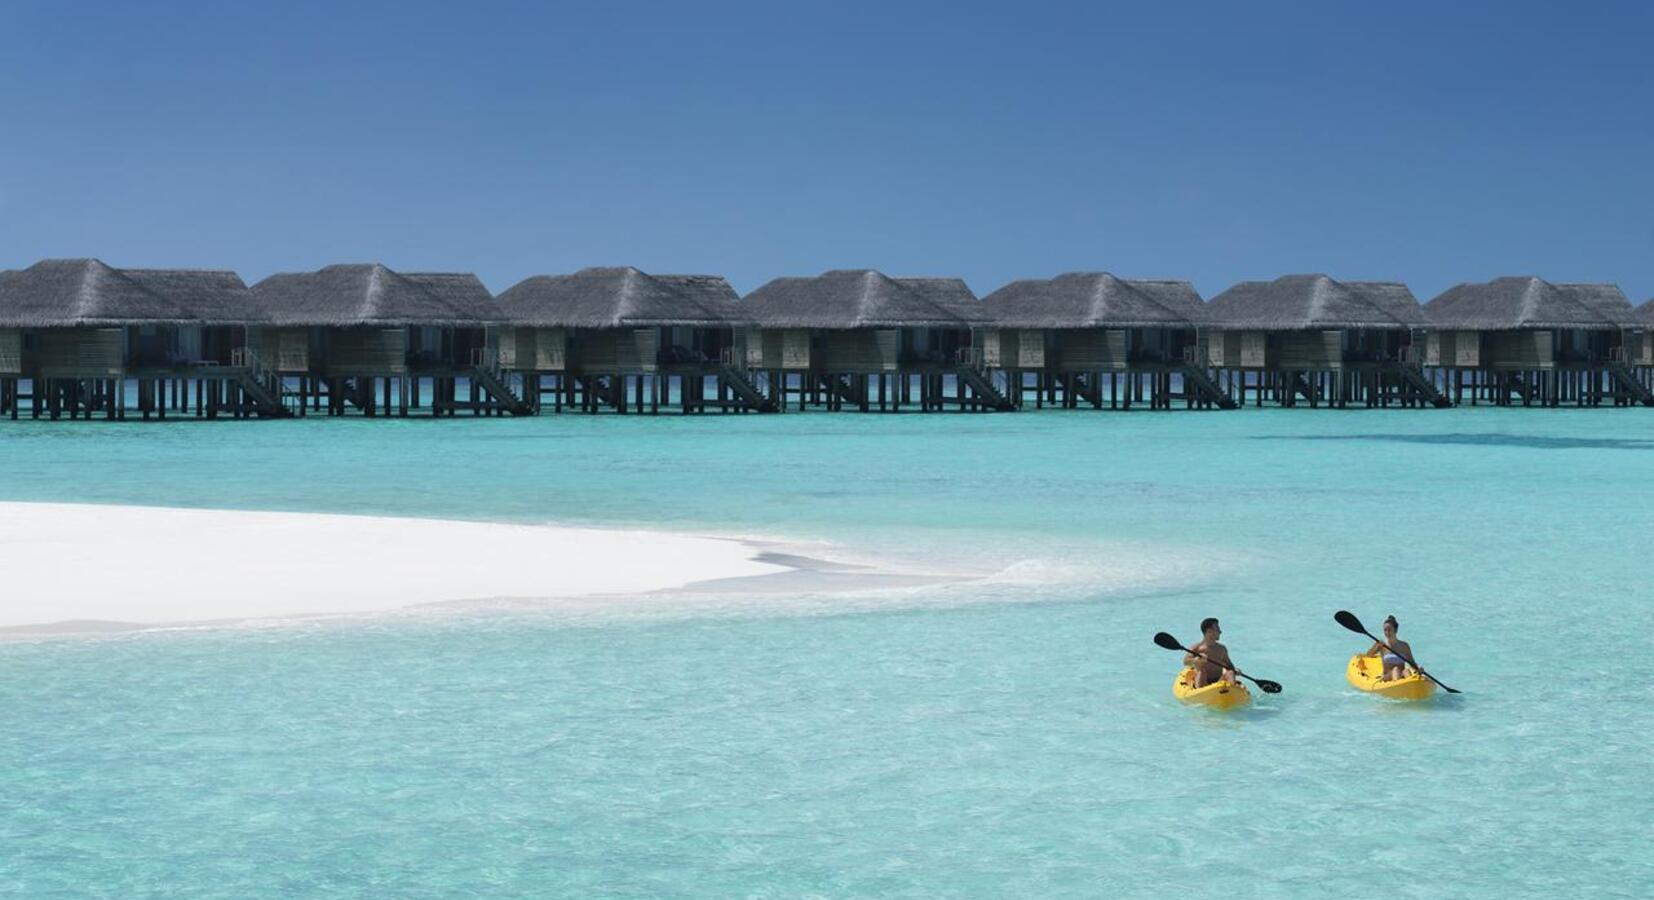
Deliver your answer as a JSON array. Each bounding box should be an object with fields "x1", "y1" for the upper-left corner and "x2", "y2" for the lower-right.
[
  {"x1": 492, "y1": 266, "x2": 772, "y2": 414},
  {"x1": 1632, "y1": 299, "x2": 1654, "y2": 387},
  {"x1": 1423, "y1": 277, "x2": 1652, "y2": 407},
  {"x1": 1204, "y1": 274, "x2": 1448, "y2": 408},
  {"x1": 980, "y1": 272, "x2": 1234, "y2": 410},
  {"x1": 249, "y1": 263, "x2": 527, "y2": 416},
  {"x1": 0, "y1": 258, "x2": 285, "y2": 419},
  {"x1": 742, "y1": 269, "x2": 1011, "y2": 411}
]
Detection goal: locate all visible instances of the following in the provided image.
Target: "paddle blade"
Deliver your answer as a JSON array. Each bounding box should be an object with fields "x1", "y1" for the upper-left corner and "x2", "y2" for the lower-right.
[
  {"x1": 1152, "y1": 632, "x2": 1184, "y2": 651},
  {"x1": 1255, "y1": 679, "x2": 1284, "y2": 694},
  {"x1": 1333, "y1": 610, "x2": 1366, "y2": 634}
]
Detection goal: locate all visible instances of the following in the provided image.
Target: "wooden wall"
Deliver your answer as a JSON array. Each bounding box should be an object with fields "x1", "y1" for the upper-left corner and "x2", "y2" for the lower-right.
[
  {"x1": 250, "y1": 327, "x2": 312, "y2": 372},
  {"x1": 1278, "y1": 331, "x2": 1343, "y2": 369},
  {"x1": 782, "y1": 330, "x2": 811, "y2": 369},
  {"x1": 1054, "y1": 329, "x2": 1128, "y2": 371},
  {"x1": 537, "y1": 328, "x2": 566, "y2": 371},
  {"x1": 822, "y1": 329, "x2": 898, "y2": 373},
  {"x1": 744, "y1": 328, "x2": 775, "y2": 368},
  {"x1": 1485, "y1": 331, "x2": 1553, "y2": 369},
  {"x1": 746, "y1": 329, "x2": 813, "y2": 369},
  {"x1": 324, "y1": 327, "x2": 408, "y2": 375},
  {"x1": 1017, "y1": 330, "x2": 1047, "y2": 369},
  {"x1": 1630, "y1": 331, "x2": 1654, "y2": 367},
  {"x1": 495, "y1": 327, "x2": 570, "y2": 371},
  {"x1": 981, "y1": 329, "x2": 1049, "y2": 369},
  {"x1": 1425, "y1": 330, "x2": 1482, "y2": 368},
  {"x1": 981, "y1": 329, "x2": 1007, "y2": 367},
  {"x1": 0, "y1": 328, "x2": 19, "y2": 375},
  {"x1": 33, "y1": 328, "x2": 124, "y2": 377},
  {"x1": 571, "y1": 328, "x2": 657, "y2": 373},
  {"x1": 1208, "y1": 331, "x2": 1269, "y2": 368}
]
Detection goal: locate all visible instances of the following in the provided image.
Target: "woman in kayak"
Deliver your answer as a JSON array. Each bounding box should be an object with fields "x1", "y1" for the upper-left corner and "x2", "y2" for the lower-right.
[{"x1": 1363, "y1": 615, "x2": 1415, "y2": 681}]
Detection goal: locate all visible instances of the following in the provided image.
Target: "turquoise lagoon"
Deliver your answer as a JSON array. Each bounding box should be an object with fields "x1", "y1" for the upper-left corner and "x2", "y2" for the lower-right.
[{"x1": 2, "y1": 409, "x2": 1651, "y2": 897}]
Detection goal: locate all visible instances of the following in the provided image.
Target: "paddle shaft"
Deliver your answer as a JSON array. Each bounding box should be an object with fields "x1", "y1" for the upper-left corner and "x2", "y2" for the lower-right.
[{"x1": 1362, "y1": 631, "x2": 1459, "y2": 694}]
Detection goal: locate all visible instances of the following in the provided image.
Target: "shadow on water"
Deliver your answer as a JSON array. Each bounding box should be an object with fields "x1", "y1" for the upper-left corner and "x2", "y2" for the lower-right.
[
  {"x1": 1329, "y1": 689, "x2": 1467, "y2": 715},
  {"x1": 1370, "y1": 692, "x2": 1468, "y2": 715},
  {"x1": 1180, "y1": 703, "x2": 1285, "y2": 728},
  {"x1": 1251, "y1": 433, "x2": 1654, "y2": 451}
]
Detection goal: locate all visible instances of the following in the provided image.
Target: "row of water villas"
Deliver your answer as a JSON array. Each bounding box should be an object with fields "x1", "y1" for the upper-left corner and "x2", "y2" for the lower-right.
[{"x1": 1, "y1": 258, "x2": 1651, "y2": 420}]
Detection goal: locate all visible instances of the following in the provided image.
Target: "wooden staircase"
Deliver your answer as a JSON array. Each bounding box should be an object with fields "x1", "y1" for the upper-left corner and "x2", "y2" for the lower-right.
[
  {"x1": 718, "y1": 361, "x2": 778, "y2": 412},
  {"x1": 1503, "y1": 373, "x2": 1535, "y2": 405},
  {"x1": 229, "y1": 349, "x2": 293, "y2": 418},
  {"x1": 1290, "y1": 372, "x2": 1319, "y2": 406},
  {"x1": 1071, "y1": 372, "x2": 1103, "y2": 408},
  {"x1": 823, "y1": 374, "x2": 860, "y2": 405},
  {"x1": 954, "y1": 361, "x2": 1016, "y2": 411},
  {"x1": 1175, "y1": 362, "x2": 1238, "y2": 409},
  {"x1": 1382, "y1": 361, "x2": 1452, "y2": 408},
  {"x1": 1605, "y1": 361, "x2": 1654, "y2": 407},
  {"x1": 575, "y1": 374, "x2": 625, "y2": 411},
  {"x1": 468, "y1": 354, "x2": 532, "y2": 416}
]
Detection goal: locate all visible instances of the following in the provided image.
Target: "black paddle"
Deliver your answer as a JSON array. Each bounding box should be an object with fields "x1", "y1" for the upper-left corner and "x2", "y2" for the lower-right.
[
  {"x1": 1333, "y1": 610, "x2": 1460, "y2": 694},
  {"x1": 1153, "y1": 632, "x2": 1283, "y2": 693}
]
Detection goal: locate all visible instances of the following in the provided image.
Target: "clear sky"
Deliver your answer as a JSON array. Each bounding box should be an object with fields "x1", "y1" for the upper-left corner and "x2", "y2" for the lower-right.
[{"x1": 2, "y1": 1, "x2": 1650, "y2": 302}]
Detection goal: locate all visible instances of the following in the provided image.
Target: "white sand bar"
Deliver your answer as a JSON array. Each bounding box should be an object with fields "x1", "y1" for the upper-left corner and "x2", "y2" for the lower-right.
[{"x1": 0, "y1": 502, "x2": 789, "y2": 630}]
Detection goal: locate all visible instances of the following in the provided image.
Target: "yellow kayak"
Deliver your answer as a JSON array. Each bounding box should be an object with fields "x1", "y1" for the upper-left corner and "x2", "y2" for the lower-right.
[
  {"x1": 1346, "y1": 654, "x2": 1435, "y2": 701},
  {"x1": 1173, "y1": 667, "x2": 1252, "y2": 710}
]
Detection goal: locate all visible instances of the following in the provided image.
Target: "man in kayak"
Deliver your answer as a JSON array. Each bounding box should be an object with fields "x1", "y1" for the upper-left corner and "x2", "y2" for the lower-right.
[
  {"x1": 1183, "y1": 617, "x2": 1236, "y2": 688},
  {"x1": 1363, "y1": 615, "x2": 1415, "y2": 681}
]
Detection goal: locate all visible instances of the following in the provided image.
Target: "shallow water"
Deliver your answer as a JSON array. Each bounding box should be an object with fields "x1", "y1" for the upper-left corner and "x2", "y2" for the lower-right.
[{"x1": 2, "y1": 409, "x2": 1652, "y2": 897}]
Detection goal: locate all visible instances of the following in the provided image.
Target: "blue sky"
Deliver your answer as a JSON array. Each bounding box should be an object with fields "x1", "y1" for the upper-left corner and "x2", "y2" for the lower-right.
[{"x1": 1, "y1": 1, "x2": 1650, "y2": 301}]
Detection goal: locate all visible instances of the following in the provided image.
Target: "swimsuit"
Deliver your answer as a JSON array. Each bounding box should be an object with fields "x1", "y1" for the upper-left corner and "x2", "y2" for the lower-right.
[{"x1": 1382, "y1": 652, "x2": 1405, "y2": 668}]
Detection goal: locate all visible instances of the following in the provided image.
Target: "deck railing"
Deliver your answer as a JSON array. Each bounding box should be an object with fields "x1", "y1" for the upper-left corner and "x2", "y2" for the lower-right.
[
  {"x1": 231, "y1": 347, "x2": 279, "y2": 387},
  {"x1": 470, "y1": 347, "x2": 503, "y2": 374}
]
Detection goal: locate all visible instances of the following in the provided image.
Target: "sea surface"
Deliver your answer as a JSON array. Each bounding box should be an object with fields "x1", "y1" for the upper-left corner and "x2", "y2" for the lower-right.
[{"x1": 2, "y1": 409, "x2": 1651, "y2": 898}]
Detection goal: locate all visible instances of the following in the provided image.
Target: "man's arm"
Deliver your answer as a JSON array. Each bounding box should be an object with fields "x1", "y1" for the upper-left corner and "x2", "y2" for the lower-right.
[
  {"x1": 1182, "y1": 641, "x2": 1205, "y2": 666},
  {"x1": 1210, "y1": 645, "x2": 1234, "y2": 671}
]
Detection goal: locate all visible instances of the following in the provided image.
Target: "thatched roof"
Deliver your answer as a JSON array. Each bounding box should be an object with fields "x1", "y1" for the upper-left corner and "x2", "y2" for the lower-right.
[
  {"x1": 744, "y1": 269, "x2": 985, "y2": 329},
  {"x1": 1206, "y1": 274, "x2": 1424, "y2": 330},
  {"x1": 1426, "y1": 277, "x2": 1629, "y2": 330},
  {"x1": 983, "y1": 272, "x2": 1205, "y2": 329},
  {"x1": 1635, "y1": 298, "x2": 1654, "y2": 326},
  {"x1": 495, "y1": 267, "x2": 744, "y2": 328},
  {"x1": 1556, "y1": 282, "x2": 1634, "y2": 324},
  {"x1": 250, "y1": 264, "x2": 498, "y2": 326},
  {"x1": 0, "y1": 258, "x2": 256, "y2": 327}
]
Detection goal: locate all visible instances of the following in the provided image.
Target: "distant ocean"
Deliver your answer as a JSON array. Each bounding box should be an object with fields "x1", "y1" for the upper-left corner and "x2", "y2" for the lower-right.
[{"x1": 3, "y1": 409, "x2": 1650, "y2": 897}]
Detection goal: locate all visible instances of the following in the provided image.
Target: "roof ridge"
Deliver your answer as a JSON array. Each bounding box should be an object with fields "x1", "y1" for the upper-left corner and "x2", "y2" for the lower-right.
[
  {"x1": 1303, "y1": 275, "x2": 1338, "y2": 325},
  {"x1": 614, "y1": 267, "x2": 651, "y2": 321},
  {"x1": 1085, "y1": 273, "x2": 1122, "y2": 320},
  {"x1": 1347, "y1": 279, "x2": 1415, "y2": 329},
  {"x1": 1515, "y1": 277, "x2": 1548, "y2": 326},
  {"x1": 73, "y1": 258, "x2": 108, "y2": 320},
  {"x1": 853, "y1": 270, "x2": 894, "y2": 324},
  {"x1": 362, "y1": 264, "x2": 390, "y2": 319},
  {"x1": 75, "y1": 258, "x2": 173, "y2": 321},
  {"x1": 1116, "y1": 276, "x2": 1195, "y2": 324}
]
